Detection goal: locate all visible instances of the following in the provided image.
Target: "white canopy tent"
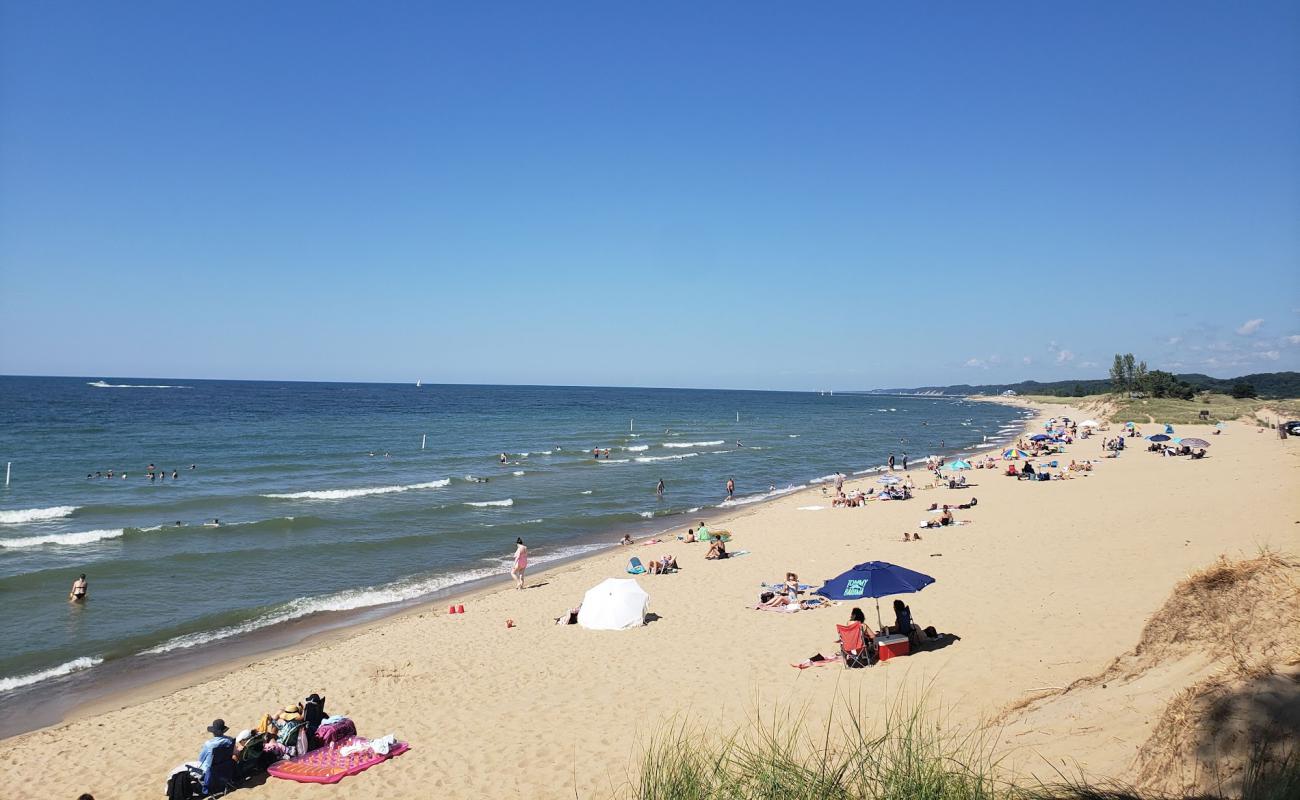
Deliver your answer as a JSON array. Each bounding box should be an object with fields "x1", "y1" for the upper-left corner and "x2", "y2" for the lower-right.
[{"x1": 577, "y1": 578, "x2": 650, "y2": 630}]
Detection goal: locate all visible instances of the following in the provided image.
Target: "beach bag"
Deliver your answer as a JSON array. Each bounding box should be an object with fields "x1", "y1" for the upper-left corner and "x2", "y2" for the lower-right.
[{"x1": 760, "y1": 592, "x2": 775, "y2": 604}]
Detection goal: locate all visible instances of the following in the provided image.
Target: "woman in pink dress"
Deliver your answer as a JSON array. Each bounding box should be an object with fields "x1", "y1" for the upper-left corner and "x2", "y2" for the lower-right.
[{"x1": 511, "y1": 537, "x2": 528, "y2": 590}]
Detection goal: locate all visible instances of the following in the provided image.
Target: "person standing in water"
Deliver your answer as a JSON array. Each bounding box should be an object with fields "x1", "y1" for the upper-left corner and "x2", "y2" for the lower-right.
[
  {"x1": 726, "y1": 477, "x2": 735, "y2": 499},
  {"x1": 511, "y1": 538, "x2": 528, "y2": 590},
  {"x1": 656, "y1": 478, "x2": 665, "y2": 497},
  {"x1": 888, "y1": 453, "x2": 896, "y2": 470},
  {"x1": 902, "y1": 453, "x2": 909, "y2": 471},
  {"x1": 69, "y1": 574, "x2": 87, "y2": 602}
]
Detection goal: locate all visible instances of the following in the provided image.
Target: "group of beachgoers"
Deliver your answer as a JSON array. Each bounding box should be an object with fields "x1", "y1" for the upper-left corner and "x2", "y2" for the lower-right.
[
  {"x1": 166, "y1": 693, "x2": 361, "y2": 797},
  {"x1": 86, "y1": 463, "x2": 194, "y2": 481}
]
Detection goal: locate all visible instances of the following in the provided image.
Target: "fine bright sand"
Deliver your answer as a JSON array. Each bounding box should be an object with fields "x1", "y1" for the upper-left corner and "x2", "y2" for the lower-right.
[{"x1": 3, "y1": 401, "x2": 1297, "y2": 799}]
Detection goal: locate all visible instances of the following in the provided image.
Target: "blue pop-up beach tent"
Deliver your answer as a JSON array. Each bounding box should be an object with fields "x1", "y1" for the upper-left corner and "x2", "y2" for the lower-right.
[{"x1": 815, "y1": 560, "x2": 935, "y2": 632}]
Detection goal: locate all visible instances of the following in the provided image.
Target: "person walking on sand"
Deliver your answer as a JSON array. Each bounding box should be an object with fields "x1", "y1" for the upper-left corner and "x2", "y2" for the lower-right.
[
  {"x1": 656, "y1": 478, "x2": 665, "y2": 497},
  {"x1": 726, "y1": 477, "x2": 735, "y2": 499},
  {"x1": 888, "y1": 453, "x2": 896, "y2": 471},
  {"x1": 511, "y1": 537, "x2": 528, "y2": 590},
  {"x1": 902, "y1": 453, "x2": 908, "y2": 470},
  {"x1": 69, "y1": 573, "x2": 87, "y2": 602}
]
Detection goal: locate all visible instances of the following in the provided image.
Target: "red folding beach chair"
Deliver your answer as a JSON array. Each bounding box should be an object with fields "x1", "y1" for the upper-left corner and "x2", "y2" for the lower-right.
[{"x1": 836, "y1": 622, "x2": 874, "y2": 669}]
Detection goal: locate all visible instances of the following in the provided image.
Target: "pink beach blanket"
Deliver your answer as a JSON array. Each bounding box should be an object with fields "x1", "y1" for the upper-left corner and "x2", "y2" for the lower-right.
[{"x1": 267, "y1": 736, "x2": 410, "y2": 784}]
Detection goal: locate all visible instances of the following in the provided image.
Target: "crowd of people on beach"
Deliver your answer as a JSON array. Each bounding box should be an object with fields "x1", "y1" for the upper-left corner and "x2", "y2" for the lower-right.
[{"x1": 165, "y1": 693, "x2": 365, "y2": 798}]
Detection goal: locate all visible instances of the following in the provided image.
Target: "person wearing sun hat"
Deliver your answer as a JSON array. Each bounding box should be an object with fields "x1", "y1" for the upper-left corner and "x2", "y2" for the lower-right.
[{"x1": 195, "y1": 719, "x2": 234, "y2": 773}]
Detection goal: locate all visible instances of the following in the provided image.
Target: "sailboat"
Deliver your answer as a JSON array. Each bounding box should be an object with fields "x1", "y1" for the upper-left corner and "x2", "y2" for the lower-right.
[{"x1": 416, "y1": 380, "x2": 422, "y2": 388}]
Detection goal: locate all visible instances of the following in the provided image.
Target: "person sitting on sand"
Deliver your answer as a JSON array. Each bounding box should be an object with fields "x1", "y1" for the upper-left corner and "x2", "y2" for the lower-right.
[
  {"x1": 696, "y1": 521, "x2": 711, "y2": 540},
  {"x1": 619, "y1": 533, "x2": 634, "y2": 546},
  {"x1": 683, "y1": 528, "x2": 696, "y2": 543},
  {"x1": 887, "y1": 599, "x2": 914, "y2": 641},
  {"x1": 705, "y1": 537, "x2": 728, "y2": 560},
  {"x1": 782, "y1": 572, "x2": 802, "y2": 597},
  {"x1": 1021, "y1": 461, "x2": 1035, "y2": 480}
]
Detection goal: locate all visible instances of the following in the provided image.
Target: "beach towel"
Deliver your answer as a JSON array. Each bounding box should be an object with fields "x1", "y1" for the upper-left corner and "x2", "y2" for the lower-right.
[
  {"x1": 315, "y1": 718, "x2": 357, "y2": 747},
  {"x1": 267, "y1": 736, "x2": 410, "y2": 784}
]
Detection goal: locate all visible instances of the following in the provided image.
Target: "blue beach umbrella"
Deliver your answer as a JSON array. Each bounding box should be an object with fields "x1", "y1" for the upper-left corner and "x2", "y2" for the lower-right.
[
  {"x1": 1029, "y1": 434, "x2": 1051, "y2": 441},
  {"x1": 816, "y1": 560, "x2": 936, "y2": 632},
  {"x1": 945, "y1": 459, "x2": 972, "y2": 471},
  {"x1": 1147, "y1": 434, "x2": 1171, "y2": 442},
  {"x1": 1165, "y1": 424, "x2": 1175, "y2": 434}
]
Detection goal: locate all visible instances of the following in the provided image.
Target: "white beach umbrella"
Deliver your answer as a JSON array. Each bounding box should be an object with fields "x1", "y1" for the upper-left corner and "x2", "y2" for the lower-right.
[
  {"x1": 1079, "y1": 420, "x2": 1101, "y2": 427},
  {"x1": 577, "y1": 578, "x2": 649, "y2": 630}
]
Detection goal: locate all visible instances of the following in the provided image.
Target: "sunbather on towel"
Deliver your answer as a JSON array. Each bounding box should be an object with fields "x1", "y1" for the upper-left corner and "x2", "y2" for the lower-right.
[{"x1": 705, "y1": 538, "x2": 728, "y2": 559}]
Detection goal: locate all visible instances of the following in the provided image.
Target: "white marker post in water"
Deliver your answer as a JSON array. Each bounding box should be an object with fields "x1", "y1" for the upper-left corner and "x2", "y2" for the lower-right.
[
  {"x1": 5, "y1": 462, "x2": 9, "y2": 486},
  {"x1": 629, "y1": 418, "x2": 633, "y2": 432},
  {"x1": 421, "y1": 434, "x2": 426, "y2": 450}
]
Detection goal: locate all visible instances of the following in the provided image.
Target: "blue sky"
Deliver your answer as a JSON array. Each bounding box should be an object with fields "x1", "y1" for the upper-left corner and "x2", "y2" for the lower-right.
[{"x1": 1, "y1": 1, "x2": 1297, "y2": 390}]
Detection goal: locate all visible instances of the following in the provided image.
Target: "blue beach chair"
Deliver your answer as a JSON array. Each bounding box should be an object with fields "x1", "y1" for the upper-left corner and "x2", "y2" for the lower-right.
[{"x1": 627, "y1": 557, "x2": 646, "y2": 575}]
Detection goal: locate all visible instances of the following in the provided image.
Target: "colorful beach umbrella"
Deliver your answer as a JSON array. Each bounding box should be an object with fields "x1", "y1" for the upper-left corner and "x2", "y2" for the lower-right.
[
  {"x1": 1003, "y1": 448, "x2": 1030, "y2": 459},
  {"x1": 1180, "y1": 438, "x2": 1210, "y2": 448},
  {"x1": 815, "y1": 560, "x2": 935, "y2": 632}
]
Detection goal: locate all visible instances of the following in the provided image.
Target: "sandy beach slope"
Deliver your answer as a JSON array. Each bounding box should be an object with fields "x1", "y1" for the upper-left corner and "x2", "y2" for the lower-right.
[{"x1": 3, "y1": 401, "x2": 1297, "y2": 799}]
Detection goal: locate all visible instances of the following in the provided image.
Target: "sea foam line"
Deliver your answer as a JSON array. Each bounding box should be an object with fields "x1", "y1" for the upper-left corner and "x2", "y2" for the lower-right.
[
  {"x1": 719, "y1": 484, "x2": 804, "y2": 508},
  {"x1": 464, "y1": 499, "x2": 514, "y2": 508},
  {"x1": 0, "y1": 528, "x2": 125, "y2": 549},
  {"x1": 0, "y1": 656, "x2": 104, "y2": 694},
  {"x1": 663, "y1": 440, "x2": 723, "y2": 449},
  {"x1": 143, "y1": 543, "x2": 612, "y2": 656},
  {"x1": 262, "y1": 479, "x2": 450, "y2": 501},
  {"x1": 87, "y1": 380, "x2": 188, "y2": 389},
  {"x1": 635, "y1": 453, "x2": 698, "y2": 463},
  {"x1": 0, "y1": 505, "x2": 79, "y2": 525}
]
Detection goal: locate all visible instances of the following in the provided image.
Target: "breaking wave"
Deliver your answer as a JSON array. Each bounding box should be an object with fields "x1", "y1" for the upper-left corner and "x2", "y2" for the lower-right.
[
  {"x1": 0, "y1": 528, "x2": 124, "y2": 549},
  {"x1": 464, "y1": 499, "x2": 514, "y2": 508},
  {"x1": 0, "y1": 656, "x2": 104, "y2": 694},
  {"x1": 0, "y1": 505, "x2": 79, "y2": 525},
  {"x1": 663, "y1": 440, "x2": 723, "y2": 449},
  {"x1": 262, "y1": 479, "x2": 450, "y2": 500}
]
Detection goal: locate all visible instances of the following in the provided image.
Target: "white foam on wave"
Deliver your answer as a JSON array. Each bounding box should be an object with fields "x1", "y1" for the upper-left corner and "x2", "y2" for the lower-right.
[
  {"x1": 809, "y1": 474, "x2": 840, "y2": 484},
  {"x1": 262, "y1": 479, "x2": 450, "y2": 500},
  {"x1": 580, "y1": 490, "x2": 593, "y2": 495},
  {"x1": 0, "y1": 656, "x2": 104, "y2": 693},
  {"x1": 639, "y1": 511, "x2": 654, "y2": 518},
  {"x1": 512, "y1": 470, "x2": 526, "y2": 476},
  {"x1": 464, "y1": 499, "x2": 514, "y2": 508},
  {"x1": 686, "y1": 507, "x2": 701, "y2": 513},
  {"x1": 623, "y1": 445, "x2": 649, "y2": 452},
  {"x1": 0, "y1": 528, "x2": 124, "y2": 549},
  {"x1": 719, "y1": 484, "x2": 804, "y2": 508},
  {"x1": 143, "y1": 543, "x2": 613, "y2": 656},
  {"x1": 597, "y1": 459, "x2": 631, "y2": 464},
  {"x1": 664, "y1": 440, "x2": 723, "y2": 449},
  {"x1": 88, "y1": 380, "x2": 188, "y2": 389},
  {"x1": 788, "y1": 434, "x2": 800, "y2": 438},
  {"x1": 0, "y1": 505, "x2": 79, "y2": 524},
  {"x1": 635, "y1": 453, "x2": 698, "y2": 463}
]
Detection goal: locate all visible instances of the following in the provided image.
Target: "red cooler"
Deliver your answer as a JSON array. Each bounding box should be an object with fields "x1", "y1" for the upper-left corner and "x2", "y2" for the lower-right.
[{"x1": 876, "y1": 634, "x2": 911, "y2": 662}]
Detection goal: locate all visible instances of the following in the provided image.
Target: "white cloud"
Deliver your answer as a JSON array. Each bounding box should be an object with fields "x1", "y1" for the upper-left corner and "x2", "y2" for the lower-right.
[
  {"x1": 1056, "y1": 349, "x2": 1075, "y2": 364},
  {"x1": 964, "y1": 358, "x2": 985, "y2": 368},
  {"x1": 1022, "y1": 356, "x2": 1033, "y2": 365},
  {"x1": 1166, "y1": 336, "x2": 1182, "y2": 345},
  {"x1": 1286, "y1": 335, "x2": 1300, "y2": 345},
  {"x1": 1259, "y1": 350, "x2": 1280, "y2": 361},
  {"x1": 1236, "y1": 318, "x2": 1263, "y2": 336}
]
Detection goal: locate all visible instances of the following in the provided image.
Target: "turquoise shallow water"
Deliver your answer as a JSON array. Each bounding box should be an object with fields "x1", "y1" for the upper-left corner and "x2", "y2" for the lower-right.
[{"x1": 0, "y1": 377, "x2": 1026, "y2": 694}]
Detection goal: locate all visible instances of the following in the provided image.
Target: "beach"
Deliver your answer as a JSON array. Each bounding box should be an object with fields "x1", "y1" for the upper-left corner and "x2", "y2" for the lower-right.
[{"x1": 3, "y1": 399, "x2": 1297, "y2": 798}]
